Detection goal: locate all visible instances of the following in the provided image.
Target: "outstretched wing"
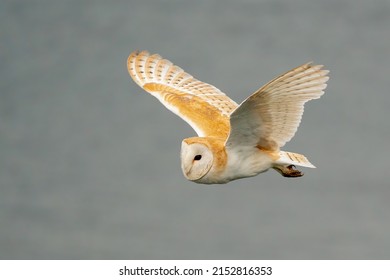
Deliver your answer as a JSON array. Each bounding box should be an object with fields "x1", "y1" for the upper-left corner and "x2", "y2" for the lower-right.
[
  {"x1": 127, "y1": 51, "x2": 238, "y2": 138},
  {"x1": 226, "y1": 63, "x2": 329, "y2": 150}
]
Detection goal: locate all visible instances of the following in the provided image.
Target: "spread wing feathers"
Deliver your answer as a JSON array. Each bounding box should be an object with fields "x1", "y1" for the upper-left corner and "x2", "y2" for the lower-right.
[
  {"x1": 227, "y1": 63, "x2": 329, "y2": 150},
  {"x1": 127, "y1": 51, "x2": 238, "y2": 138}
]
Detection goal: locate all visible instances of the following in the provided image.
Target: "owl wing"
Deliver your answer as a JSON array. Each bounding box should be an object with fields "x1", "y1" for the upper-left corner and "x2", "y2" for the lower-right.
[
  {"x1": 127, "y1": 51, "x2": 238, "y2": 138},
  {"x1": 226, "y1": 63, "x2": 329, "y2": 150}
]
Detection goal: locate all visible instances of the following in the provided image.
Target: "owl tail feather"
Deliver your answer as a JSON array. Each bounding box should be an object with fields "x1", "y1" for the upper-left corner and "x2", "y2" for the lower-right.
[{"x1": 275, "y1": 151, "x2": 316, "y2": 169}]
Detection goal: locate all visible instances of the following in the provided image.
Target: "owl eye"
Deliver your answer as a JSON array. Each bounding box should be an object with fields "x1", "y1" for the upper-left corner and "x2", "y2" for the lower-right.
[{"x1": 194, "y1": 155, "x2": 202, "y2": 161}]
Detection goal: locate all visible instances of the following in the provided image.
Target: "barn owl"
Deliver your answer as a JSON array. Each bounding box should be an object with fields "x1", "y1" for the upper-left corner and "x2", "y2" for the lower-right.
[{"x1": 127, "y1": 51, "x2": 329, "y2": 184}]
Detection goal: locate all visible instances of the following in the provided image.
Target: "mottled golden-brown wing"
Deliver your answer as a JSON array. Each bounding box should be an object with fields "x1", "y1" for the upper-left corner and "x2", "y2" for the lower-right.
[
  {"x1": 226, "y1": 63, "x2": 329, "y2": 150},
  {"x1": 127, "y1": 51, "x2": 238, "y2": 138}
]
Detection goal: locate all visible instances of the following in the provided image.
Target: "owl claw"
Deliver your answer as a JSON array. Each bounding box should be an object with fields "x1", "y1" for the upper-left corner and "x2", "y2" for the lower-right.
[{"x1": 273, "y1": 165, "x2": 304, "y2": 178}]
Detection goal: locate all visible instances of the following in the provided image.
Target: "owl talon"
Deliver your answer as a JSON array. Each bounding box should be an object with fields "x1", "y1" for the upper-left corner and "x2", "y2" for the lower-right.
[{"x1": 273, "y1": 165, "x2": 304, "y2": 178}]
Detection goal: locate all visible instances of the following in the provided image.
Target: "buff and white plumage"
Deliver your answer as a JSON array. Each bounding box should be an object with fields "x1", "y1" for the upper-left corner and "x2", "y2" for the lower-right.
[{"x1": 127, "y1": 51, "x2": 329, "y2": 184}]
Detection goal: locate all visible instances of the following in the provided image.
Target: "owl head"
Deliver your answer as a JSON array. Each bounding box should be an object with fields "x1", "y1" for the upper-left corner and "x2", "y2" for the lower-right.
[{"x1": 180, "y1": 137, "x2": 226, "y2": 183}]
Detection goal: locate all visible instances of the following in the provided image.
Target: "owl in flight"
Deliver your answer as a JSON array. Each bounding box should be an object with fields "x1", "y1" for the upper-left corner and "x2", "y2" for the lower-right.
[{"x1": 127, "y1": 51, "x2": 329, "y2": 184}]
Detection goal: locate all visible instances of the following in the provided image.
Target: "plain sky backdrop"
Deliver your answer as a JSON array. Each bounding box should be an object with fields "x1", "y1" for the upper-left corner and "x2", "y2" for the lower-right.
[{"x1": 1, "y1": 0, "x2": 389, "y2": 259}]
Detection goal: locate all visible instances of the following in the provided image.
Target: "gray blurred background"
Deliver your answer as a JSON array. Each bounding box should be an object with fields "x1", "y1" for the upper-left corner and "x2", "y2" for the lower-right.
[{"x1": 1, "y1": 0, "x2": 389, "y2": 259}]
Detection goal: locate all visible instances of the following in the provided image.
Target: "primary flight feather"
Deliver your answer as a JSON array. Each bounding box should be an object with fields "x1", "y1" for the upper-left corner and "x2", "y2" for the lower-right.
[{"x1": 127, "y1": 50, "x2": 329, "y2": 184}]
